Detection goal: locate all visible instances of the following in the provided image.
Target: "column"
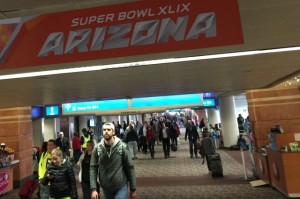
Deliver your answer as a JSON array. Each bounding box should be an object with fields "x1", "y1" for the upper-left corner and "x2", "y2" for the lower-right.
[
  {"x1": 0, "y1": 107, "x2": 33, "y2": 187},
  {"x1": 196, "y1": 109, "x2": 207, "y2": 125},
  {"x1": 219, "y1": 96, "x2": 240, "y2": 147},
  {"x1": 44, "y1": 118, "x2": 57, "y2": 141},
  {"x1": 206, "y1": 109, "x2": 221, "y2": 127},
  {"x1": 96, "y1": 116, "x2": 103, "y2": 139},
  {"x1": 79, "y1": 115, "x2": 89, "y2": 136},
  {"x1": 120, "y1": 116, "x2": 127, "y2": 124},
  {"x1": 32, "y1": 118, "x2": 44, "y2": 147}
]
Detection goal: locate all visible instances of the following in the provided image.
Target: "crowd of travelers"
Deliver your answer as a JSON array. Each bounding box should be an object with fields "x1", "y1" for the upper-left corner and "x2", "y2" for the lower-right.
[
  {"x1": 37, "y1": 122, "x2": 137, "y2": 199},
  {"x1": 116, "y1": 115, "x2": 181, "y2": 159},
  {"x1": 34, "y1": 113, "x2": 238, "y2": 199}
]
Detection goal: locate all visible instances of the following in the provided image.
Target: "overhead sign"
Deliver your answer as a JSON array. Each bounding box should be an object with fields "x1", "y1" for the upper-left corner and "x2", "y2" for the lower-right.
[
  {"x1": 62, "y1": 94, "x2": 205, "y2": 115},
  {"x1": 203, "y1": 98, "x2": 216, "y2": 107},
  {"x1": 0, "y1": 0, "x2": 243, "y2": 70},
  {"x1": 45, "y1": 105, "x2": 60, "y2": 117},
  {"x1": 63, "y1": 99, "x2": 128, "y2": 114},
  {"x1": 131, "y1": 94, "x2": 203, "y2": 108}
]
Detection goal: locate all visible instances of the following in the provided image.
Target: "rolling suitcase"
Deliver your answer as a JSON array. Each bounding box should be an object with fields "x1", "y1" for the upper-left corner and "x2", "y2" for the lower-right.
[
  {"x1": 19, "y1": 179, "x2": 39, "y2": 199},
  {"x1": 208, "y1": 153, "x2": 223, "y2": 177}
]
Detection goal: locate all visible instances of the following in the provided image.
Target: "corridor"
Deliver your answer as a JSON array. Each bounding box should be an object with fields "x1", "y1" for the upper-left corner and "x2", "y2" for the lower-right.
[{"x1": 2, "y1": 137, "x2": 285, "y2": 199}]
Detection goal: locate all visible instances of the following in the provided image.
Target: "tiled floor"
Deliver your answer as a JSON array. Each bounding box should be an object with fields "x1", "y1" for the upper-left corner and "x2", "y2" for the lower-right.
[{"x1": 1, "y1": 136, "x2": 286, "y2": 199}]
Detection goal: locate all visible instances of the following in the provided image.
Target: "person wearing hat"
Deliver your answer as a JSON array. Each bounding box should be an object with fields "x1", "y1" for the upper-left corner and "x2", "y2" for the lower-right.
[
  {"x1": 81, "y1": 128, "x2": 91, "y2": 152},
  {"x1": 55, "y1": 132, "x2": 71, "y2": 157},
  {"x1": 90, "y1": 122, "x2": 137, "y2": 199}
]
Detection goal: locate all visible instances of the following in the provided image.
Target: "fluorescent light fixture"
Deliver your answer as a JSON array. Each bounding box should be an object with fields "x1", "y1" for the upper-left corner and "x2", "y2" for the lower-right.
[{"x1": 1, "y1": 46, "x2": 300, "y2": 80}]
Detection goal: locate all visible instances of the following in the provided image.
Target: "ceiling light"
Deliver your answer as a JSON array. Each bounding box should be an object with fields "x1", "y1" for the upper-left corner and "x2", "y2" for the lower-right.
[{"x1": 1, "y1": 46, "x2": 300, "y2": 80}]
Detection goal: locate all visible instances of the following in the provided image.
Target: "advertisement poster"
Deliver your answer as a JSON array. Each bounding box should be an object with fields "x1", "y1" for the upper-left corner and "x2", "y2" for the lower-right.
[{"x1": 0, "y1": 0, "x2": 243, "y2": 70}]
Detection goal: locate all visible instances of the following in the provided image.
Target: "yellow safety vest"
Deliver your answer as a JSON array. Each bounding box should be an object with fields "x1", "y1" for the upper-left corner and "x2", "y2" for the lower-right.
[
  {"x1": 81, "y1": 134, "x2": 91, "y2": 148},
  {"x1": 38, "y1": 152, "x2": 52, "y2": 180}
]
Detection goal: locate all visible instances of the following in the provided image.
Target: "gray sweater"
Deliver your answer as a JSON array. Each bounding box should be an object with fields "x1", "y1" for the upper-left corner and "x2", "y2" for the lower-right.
[
  {"x1": 201, "y1": 137, "x2": 215, "y2": 155},
  {"x1": 90, "y1": 137, "x2": 136, "y2": 192}
]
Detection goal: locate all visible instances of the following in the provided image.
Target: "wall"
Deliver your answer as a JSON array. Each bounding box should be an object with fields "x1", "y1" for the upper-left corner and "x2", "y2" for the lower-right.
[
  {"x1": 235, "y1": 95, "x2": 249, "y2": 118},
  {"x1": 0, "y1": 107, "x2": 33, "y2": 187},
  {"x1": 32, "y1": 119, "x2": 43, "y2": 147},
  {"x1": 79, "y1": 115, "x2": 94, "y2": 135},
  {"x1": 44, "y1": 118, "x2": 57, "y2": 141},
  {"x1": 206, "y1": 109, "x2": 221, "y2": 126},
  {"x1": 246, "y1": 86, "x2": 300, "y2": 151},
  {"x1": 102, "y1": 116, "x2": 119, "y2": 123}
]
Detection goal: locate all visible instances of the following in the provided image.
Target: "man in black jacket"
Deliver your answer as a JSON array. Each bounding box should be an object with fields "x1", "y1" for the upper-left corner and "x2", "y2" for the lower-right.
[
  {"x1": 56, "y1": 132, "x2": 70, "y2": 157},
  {"x1": 126, "y1": 126, "x2": 139, "y2": 160},
  {"x1": 185, "y1": 120, "x2": 200, "y2": 158}
]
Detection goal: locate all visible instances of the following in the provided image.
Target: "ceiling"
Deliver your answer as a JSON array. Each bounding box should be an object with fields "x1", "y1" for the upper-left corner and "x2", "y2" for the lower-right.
[{"x1": 0, "y1": 0, "x2": 300, "y2": 108}]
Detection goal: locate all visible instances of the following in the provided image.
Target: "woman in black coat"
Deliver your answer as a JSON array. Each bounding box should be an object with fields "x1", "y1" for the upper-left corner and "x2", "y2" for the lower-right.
[{"x1": 42, "y1": 148, "x2": 78, "y2": 199}]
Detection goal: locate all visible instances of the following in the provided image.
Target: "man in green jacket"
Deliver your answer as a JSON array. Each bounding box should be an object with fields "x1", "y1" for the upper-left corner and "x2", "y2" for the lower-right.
[{"x1": 90, "y1": 122, "x2": 137, "y2": 199}]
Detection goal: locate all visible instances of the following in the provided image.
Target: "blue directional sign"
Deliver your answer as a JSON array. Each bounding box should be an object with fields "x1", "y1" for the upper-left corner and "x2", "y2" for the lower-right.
[
  {"x1": 45, "y1": 105, "x2": 60, "y2": 116},
  {"x1": 63, "y1": 99, "x2": 128, "y2": 113},
  {"x1": 131, "y1": 94, "x2": 203, "y2": 108},
  {"x1": 203, "y1": 98, "x2": 216, "y2": 107}
]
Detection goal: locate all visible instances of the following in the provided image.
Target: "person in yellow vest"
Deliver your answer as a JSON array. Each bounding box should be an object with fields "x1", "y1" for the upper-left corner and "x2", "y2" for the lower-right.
[
  {"x1": 38, "y1": 139, "x2": 56, "y2": 199},
  {"x1": 80, "y1": 128, "x2": 91, "y2": 152}
]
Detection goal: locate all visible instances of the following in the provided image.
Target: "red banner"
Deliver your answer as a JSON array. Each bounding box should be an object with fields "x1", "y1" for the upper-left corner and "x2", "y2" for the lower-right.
[{"x1": 0, "y1": 0, "x2": 244, "y2": 70}]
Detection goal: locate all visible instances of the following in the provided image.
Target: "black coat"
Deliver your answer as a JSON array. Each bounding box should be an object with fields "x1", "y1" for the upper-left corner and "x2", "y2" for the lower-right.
[
  {"x1": 126, "y1": 130, "x2": 138, "y2": 142},
  {"x1": 42, "y1": 160, "x2": 78, "y2": 199},
  {"x1": 185, "y1": 125, "x2": 199, "y2": 141},
  {"x1": 159, "y1": 127, "x2": 171, "y2": 140},
  {"x1": 56, "y1": 138, "x2": 70, "y2": 153}
]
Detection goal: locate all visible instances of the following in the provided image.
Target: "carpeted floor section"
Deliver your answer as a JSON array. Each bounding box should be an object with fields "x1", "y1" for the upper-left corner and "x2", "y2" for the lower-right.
[{"x1": 0, "y1": 134, "x2": 286, "y2": 199}]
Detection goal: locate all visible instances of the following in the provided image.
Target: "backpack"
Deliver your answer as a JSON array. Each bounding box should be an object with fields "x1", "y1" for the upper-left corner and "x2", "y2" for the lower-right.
[{"x1": 238, "y1": 117, "x2": 244, "y2": 124}]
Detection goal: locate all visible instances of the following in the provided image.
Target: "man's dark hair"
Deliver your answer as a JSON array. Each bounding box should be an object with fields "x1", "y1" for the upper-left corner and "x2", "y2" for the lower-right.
[
  {"x1": 48, "y1": 139, "x2": 56, "y2": 145},
  {"x1": 82, "y1": 128, "x2": 87, "y2": 133},
  {"x1": 87, "y1": 140, "x2": 94, "y2": 145},
  {"x1": 202, "y1": 130, "x2": 208, "y2": 138}
]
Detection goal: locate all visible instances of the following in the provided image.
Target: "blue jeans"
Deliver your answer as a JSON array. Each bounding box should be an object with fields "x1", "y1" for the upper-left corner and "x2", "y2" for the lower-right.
[{"x1": 103, "y1": 184, "x2": 128, "y2": 199}]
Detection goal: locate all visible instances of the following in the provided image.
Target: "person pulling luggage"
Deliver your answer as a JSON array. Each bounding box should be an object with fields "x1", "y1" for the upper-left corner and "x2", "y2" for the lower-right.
[{"x1": 200, "y1": 130, "x2": 215, "y2": 172}]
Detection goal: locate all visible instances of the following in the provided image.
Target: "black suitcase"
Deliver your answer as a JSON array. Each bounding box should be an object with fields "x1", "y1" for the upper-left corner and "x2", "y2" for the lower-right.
[
  {"x1": 208, "y1": 153, "x2": 223, "y2": 177},
  {"x1": 18, "y1": 179, "x2": 39, "y2": 199},
  {"x1": 171, "y1": 143, "x2": 177, "y2": 152}
]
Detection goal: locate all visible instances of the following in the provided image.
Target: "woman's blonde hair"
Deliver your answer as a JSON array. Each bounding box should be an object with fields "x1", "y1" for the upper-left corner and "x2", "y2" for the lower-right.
[{"x1": 51, "y1": 148, "x2": 63, "y2": 157}]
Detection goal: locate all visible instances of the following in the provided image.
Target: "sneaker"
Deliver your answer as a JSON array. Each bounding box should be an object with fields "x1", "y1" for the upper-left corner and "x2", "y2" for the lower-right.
[
  {"x1": 190, "y1": 155, "x2": 193, "y2": 159},
  {"x1": 165, "y1": 155, "x2": 167, "y2": 159}
]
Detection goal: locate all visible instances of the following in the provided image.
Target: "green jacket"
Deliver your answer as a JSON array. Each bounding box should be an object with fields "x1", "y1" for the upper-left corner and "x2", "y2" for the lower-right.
[{"x1": 90, "y1": 137, "x2": 136, "y2": 192}]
